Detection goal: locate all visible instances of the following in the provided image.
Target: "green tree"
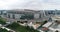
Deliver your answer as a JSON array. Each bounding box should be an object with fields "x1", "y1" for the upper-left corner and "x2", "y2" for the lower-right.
[
  {"x1": 6, "y1": 22, "x2": 39, "y2": 32},
  {"x1": 43, "y1": 20, "x2": 47, "y2": 25},
  {"x1": 0, "y1": 28, "x2": 9, "y2": 32},
  {"x1": 20, "y1": 14, "x2": 34, "y2": 20},
  {"x1": 0, "y1": 17, "x2": 6, "y2": 25}
]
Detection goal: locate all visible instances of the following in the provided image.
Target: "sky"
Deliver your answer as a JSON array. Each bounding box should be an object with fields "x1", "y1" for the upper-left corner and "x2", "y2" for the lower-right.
[{"x1": 0, "y1": 0, "x2": 60, "y2": 10}]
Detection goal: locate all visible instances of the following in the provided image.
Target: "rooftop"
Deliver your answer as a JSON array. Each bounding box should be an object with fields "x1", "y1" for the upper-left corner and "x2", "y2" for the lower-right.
[{"x1": 7, "y1": 9, "x2": 41, "y2": 14}]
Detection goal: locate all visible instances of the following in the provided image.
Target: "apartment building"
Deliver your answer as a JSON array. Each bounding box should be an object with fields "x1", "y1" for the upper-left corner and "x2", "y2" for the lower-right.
[{"x1": 5, "y1": 9, "x2": 46, "y2": 20}]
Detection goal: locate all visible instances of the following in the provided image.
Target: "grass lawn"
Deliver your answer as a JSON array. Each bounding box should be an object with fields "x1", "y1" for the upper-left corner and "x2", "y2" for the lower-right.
[
  {"x1": 6, "y1": 22, "x2": 39, "y2": 32},
  {"x1": 0, "y1": 28, "x2": 9, "y2": 32}
]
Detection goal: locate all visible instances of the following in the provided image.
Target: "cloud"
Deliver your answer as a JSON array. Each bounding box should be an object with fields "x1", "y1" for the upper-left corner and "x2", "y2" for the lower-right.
[{"x1": 0, "y1": 0, "x2": 60, "y2": 10}]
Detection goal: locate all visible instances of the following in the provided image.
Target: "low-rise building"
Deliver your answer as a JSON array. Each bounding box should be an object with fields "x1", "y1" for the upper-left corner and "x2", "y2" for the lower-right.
[{"x1": 0, "y1": 9, "x2": 48, "y2": 22}]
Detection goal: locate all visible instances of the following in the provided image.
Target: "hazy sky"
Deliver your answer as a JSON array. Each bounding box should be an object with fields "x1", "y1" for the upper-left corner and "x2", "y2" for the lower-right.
[{"x1": 0, "y1": 0, "x2": 60, "y2": 10}]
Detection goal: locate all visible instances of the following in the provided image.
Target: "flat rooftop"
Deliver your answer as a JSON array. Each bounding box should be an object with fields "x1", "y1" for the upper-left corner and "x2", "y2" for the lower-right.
[{"x1": 51, "y1": 23, "x2": 60, "y2": 29}]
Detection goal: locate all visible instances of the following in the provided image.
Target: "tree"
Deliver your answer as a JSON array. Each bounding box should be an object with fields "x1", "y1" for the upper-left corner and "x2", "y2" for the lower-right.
[
  {"x1": 43, "y1": 20, "x2": 47, "y2": 25},
  {"x1": 55, "y1": 30, "x2": 59, "y2": 32},
  {"x1": 20, "y1": 14, "x2": 34, "y2": 20},
  {"x1": 0, "y1": 17, "x2": 6, "y2": 25},
  {"x1": 0, "y1": 28, "x2": 9, "y2": 32},
  {"x1": 38, "y1": 20, "x2": 48, "y2": 29},
  {"x1": 20, "y1": 15, "x2": 26, "y2": 19},
  {"x1": 6, "y1": 22, "x2": 39, "y2": 32}
]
